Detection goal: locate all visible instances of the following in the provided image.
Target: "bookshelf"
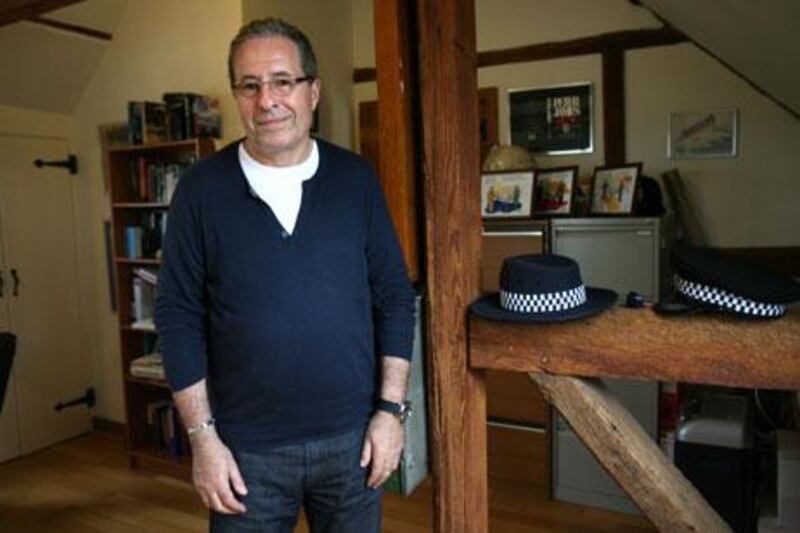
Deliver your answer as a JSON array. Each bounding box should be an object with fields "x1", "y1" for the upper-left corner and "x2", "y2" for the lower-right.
[{"x1": 107, "y1": 137, "x2": 214, "y2": 479}]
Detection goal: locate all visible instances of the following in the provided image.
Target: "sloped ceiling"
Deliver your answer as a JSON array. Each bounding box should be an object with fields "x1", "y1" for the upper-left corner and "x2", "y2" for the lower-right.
[
  {"x1": 0, "y1": 0, "x2": 126, "y2": 114},
  {"x1": 638, "y1": 0, "x2": 800, "y2": 117}
]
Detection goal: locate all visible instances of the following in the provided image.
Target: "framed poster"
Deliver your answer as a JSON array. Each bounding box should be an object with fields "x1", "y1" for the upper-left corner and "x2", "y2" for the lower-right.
[
  {"x1": 481, "y1": 170, "x2": 534, "y2": 219},
  {"x1": 589, "y1": 163, "x2": 642, "y2": 215},
  {"x1": 533, "y1": 166, "x2": 578, "y2": 217},
  {"x1": 509, "y1": 82, "x2": 593, "y2": 155},
  {"x1": 668, "y1": 108, "x2": 738, "y2": 159}
]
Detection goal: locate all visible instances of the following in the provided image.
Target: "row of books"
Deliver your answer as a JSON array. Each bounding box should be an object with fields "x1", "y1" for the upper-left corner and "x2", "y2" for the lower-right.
[
  {"x1": 127, "y1": 156, "x2": 193, "y2": 204},
  {"x1": 124, "y1": 212, "x2": 167, "y2": 259},
  {"x1": 146, "y1": 400, "x2": 185, "y2": 456},
  {"x1": 128, "y1": 93, "x2": 221, "y2": 145}
]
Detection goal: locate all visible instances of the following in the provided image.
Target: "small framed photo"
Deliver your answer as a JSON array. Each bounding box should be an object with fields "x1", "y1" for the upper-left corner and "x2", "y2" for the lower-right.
[
  {"x1": 668, "y1": 108, "x2": 738, "y2": 159},
  {"x1": 533, "y1": 166, "x2": 578, "y2": 217},
  {"x1": 509, "y1": 82, "x2": 593, "y2": 155},
  {"x1": 589, "y1": 163, "x2": 642, "y2": 215},
  {"x1": 481, "y1": 170, "x2": 534, "y2": 219}
]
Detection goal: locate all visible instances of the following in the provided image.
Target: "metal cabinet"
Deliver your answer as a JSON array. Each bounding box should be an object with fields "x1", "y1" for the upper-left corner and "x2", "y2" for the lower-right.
[
  {"x1": 549, "y1": 217, "x2": 664, "y2": 514},
  {"x1": 387, "y1": 295, "x2": 429, "y2": 495}
]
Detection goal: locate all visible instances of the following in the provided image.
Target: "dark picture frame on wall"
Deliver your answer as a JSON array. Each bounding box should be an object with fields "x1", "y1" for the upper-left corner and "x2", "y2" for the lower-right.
[
  {"x1": 533, "y1": 166, "x2": 578, "y2": 217},
  {"x1": 509, "y1": 82, "x2": 593, "y2": 155},
  {"x1": 480, "y1": 170, "x2": 535, "y2": 220},
  {"x1": 589, "y1": 163, "x2": 642, "y2": 215}
]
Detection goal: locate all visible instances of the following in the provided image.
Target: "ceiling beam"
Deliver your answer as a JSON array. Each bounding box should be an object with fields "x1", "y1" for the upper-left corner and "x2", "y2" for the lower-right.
[
  {"x1": 28, "y1": 15, "x2": 111, "y2": 40},
  {"x1": 354, "y1": 27, "x2": 686, "y2": 83},
  {"x1": 0, "y1": 0, "x2": 84, "y2": 28}
]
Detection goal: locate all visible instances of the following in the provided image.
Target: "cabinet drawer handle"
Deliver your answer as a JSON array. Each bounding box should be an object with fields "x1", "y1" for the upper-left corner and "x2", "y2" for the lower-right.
[
  {"x1": 10, "y1": 268, "x2": 19, "y2": 296},
  {"x1": 0, "y1": 269, "x2": 4, "y2": 298}
]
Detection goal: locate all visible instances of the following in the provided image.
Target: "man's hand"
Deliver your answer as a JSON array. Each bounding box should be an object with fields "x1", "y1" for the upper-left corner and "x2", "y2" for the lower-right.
[
  {"x1": 190, "y1": 430, "x2": 248, "y2": 514},
  {"x1": 360, "y1": 411, "x2": 405, "y2": 489}
]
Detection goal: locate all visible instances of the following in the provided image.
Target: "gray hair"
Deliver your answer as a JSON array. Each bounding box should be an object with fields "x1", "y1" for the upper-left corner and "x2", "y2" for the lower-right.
[{"x1": 228, "y1": 17, "x2": 318, "y2": 85}]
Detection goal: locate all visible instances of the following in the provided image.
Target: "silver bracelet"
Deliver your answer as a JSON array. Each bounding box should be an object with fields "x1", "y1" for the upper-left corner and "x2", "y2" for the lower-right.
[{"x1": 186, "y1": 417, "x2": 216, "y2": 436}]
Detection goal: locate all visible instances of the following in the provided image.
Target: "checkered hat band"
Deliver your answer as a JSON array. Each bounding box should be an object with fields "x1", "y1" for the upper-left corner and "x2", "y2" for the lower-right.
[
  {"x1": 500, "y1": 285, "x2": 587, "y2": 314},
  {"x1": 674, "y1": 274, "x2": 785, "y2": 317}
]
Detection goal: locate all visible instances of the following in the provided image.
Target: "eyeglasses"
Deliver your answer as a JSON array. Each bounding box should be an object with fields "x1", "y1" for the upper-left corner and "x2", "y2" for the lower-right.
[{"x1": 232, "y1": 76, "x2": 314, "y2": 98}]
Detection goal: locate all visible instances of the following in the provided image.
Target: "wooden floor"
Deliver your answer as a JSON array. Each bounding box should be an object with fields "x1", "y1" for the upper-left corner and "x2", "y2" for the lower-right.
[{"x1": 0, "y1": 431, "x2": 654, "y2": 532}]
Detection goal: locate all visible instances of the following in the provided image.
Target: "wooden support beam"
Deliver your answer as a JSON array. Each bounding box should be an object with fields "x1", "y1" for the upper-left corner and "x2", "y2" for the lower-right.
[
  {"x1": 28, "y1": 16, "x2": 112, "y2": 40},
  {"x1": 477, "y1": 27, "x2": 686, "y2": 68},
  {"x1": 530, "y1": 374, "x2": 731, "y2": 532},
  {"x1": 602, "y1": 50, "x2": 626, "y2": 166},
  {"x1": 416, "y1": 0, "x2": 487, "y2": 531},
  {"x1": 374, "y1": 0, "x2": 419, "y2": 281},
  {"x1": 0, "y1": 0, "x2": 81, "y2": 27},
  {"x1": 471, "y1": 309, "x2": 800, "y2": 390},
  {"x1": 355, "y1": 27, "x2": 687, "y2": 84}
]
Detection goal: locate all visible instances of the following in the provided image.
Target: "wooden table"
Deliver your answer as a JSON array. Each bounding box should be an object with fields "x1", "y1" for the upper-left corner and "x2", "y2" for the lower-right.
[{"x1": 470, "y1": 308, "x2": 800, "y2": 532}]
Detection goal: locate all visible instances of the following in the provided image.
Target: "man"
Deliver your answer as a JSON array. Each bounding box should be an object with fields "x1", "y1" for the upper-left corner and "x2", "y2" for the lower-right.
[{"x1": 155, "y1": 17, "x2": 416, "y2": 532}]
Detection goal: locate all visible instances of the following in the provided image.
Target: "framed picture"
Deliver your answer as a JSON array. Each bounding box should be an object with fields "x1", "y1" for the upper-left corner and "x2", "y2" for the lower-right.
[
  {"x1": 509, "y1": 82, "x2": 593, "y2": 155},
  {"x1": 668, "y1": 108, "x2": 738, "y2": 159},
  {"x1": 533, "y1": 166, "x2": 578, "y2": 217},
  {"x1": 481, "y1": 170, "x2": 534, "y2": 219},
  {"x1": 589, "y1": 163, "x2": 642, "y2": 215}
]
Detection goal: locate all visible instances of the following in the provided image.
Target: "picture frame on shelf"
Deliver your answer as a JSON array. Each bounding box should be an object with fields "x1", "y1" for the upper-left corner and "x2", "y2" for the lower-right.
[
  {"x1": 668, "y1": 108, "x2": 738, "y2": 159},
  {"x1": 509, "y1": 82, "x2": 593, "y2": 155},
  {"x1": 481, "y1": 170, "x2": 534, "y2": 220},
  {"x1": 589, "y1": 163, "x2": 642, "y2": 215},
  {"x1": 533, "y1": 166, "x2": 578, "y2": 217}
]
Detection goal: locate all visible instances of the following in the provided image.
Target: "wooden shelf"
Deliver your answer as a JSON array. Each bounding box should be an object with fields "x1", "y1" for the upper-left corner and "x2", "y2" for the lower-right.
[
  {"x1": 112, "y1": 202, "x2": 170, "y2": 209},
  {"x1": 470, "y1": 307, "x2": 800, "y2": 390},
  {"x1": 107, "y1": 136, "x2": 215, "y2": 481},
  {"x1": 115, "y1": 257, "x2": 161, "y2": 265},
  {"x1": 107, "y1": 137, "x2": 214, "y2": 154},
  {"x1": 125, "y1": 374, "x2": 169, "y2": 389}
]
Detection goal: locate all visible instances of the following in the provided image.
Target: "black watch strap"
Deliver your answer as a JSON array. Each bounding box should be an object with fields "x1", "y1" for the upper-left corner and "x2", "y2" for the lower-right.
[{"x1": 376, "y1": 399, "x2": 412, "y2": 423}]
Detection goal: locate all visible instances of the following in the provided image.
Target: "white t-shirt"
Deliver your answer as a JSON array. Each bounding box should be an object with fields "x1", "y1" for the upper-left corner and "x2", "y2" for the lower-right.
[{"x1": 238, "y1": 141, "x2": 320, "y2": 235}]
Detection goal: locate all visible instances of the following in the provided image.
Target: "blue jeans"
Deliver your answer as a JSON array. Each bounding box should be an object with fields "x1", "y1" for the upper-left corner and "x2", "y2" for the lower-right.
[{"x1": 210, "y1": 427, "x2": 381, "y2": 533}]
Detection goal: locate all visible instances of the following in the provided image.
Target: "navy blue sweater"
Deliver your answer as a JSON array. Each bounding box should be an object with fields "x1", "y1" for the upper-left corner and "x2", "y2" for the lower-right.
[{"x1": 155, "y1": 139, "x2": 415, "y2": 451}]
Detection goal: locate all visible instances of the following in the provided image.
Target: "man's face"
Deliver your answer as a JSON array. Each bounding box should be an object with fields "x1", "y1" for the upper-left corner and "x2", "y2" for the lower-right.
[{"x1": 232, "y1": 36, "x2": 320, "y2": 166}]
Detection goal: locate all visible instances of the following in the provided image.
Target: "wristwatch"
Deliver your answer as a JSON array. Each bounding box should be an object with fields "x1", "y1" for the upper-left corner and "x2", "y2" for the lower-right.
[{"x1": 376, "y1": 399, "x2": 413, "y2": 424}]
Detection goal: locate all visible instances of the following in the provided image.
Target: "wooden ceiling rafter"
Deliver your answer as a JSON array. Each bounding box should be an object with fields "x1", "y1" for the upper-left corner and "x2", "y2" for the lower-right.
[
  {"x1": 28, "y1": 15, "x2": 111, "y2": 40},
  {"x1": 353, "y1": 26, "x2": 687, "y2": 83},
  {"x1": 0, "y1": 0, "x2": 83, "y2": 27}
]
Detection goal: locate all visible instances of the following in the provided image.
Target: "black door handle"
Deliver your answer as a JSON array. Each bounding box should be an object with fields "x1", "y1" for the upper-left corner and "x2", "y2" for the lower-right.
[
  {"x1": 10, "y1": 268, "x2": 19, "y2": 296},
  {"x1": 0, "y1": 270, "x2": 4, "y2": 298}
]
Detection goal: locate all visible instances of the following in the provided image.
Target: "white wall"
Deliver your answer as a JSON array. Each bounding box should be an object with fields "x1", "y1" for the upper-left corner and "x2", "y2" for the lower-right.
[
  {"x1": 0, "y1": 104, "x2": 71, "y2": 138},
  {"x1": 627, "y1": 44, "x2": 800, "y2": 246},
  {"x1": 351, "y1": 0, "x2": 800, "y2": 247},
  {"x1": 70, "y1": 0, "x2": 243, "y2": 422},
  {"x1": 243, "y1": 0, "x2": 354, "y2": 149}
]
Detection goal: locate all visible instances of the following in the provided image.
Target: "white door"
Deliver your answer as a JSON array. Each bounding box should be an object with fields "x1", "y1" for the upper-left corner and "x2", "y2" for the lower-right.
[
  {"x1": 0, "y1": 193, "x2": 22, "y2": 463},
  {"x1": 0, "y1": 135, "x2": 90, "y2": 455}
]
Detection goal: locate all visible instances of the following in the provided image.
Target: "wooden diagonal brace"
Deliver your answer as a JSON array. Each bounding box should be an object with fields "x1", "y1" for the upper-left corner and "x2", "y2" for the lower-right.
[{"x1": 529, "y1": 373, "x2": 731, "y2": 533}]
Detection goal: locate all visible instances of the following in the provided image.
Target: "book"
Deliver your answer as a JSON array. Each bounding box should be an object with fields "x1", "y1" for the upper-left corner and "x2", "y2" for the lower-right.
[
  {"x1": 130, "y1": 277, "x2": 155, "y2": 323},
  {"x1": 192, "y1": 95, "x2": 222, "y2": 138},
  {"x1": 163, "y1": 92, "x2": 222, "y2": 140},
  {"x1": 124, "y1": 225, "x2": 143, "y2": 258},
  {"x1": 128, "y1": 101, "x2": 167, "y2": 145},
  {"x1": 133, "y1": 267, "x2": 158, "y2": 286},
  {"x1": 130, "y1": 353, "x2": 164, "y2": 380},
  {"x1": 163, "y1": 92, "x2": 195, "y2": 140}
]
